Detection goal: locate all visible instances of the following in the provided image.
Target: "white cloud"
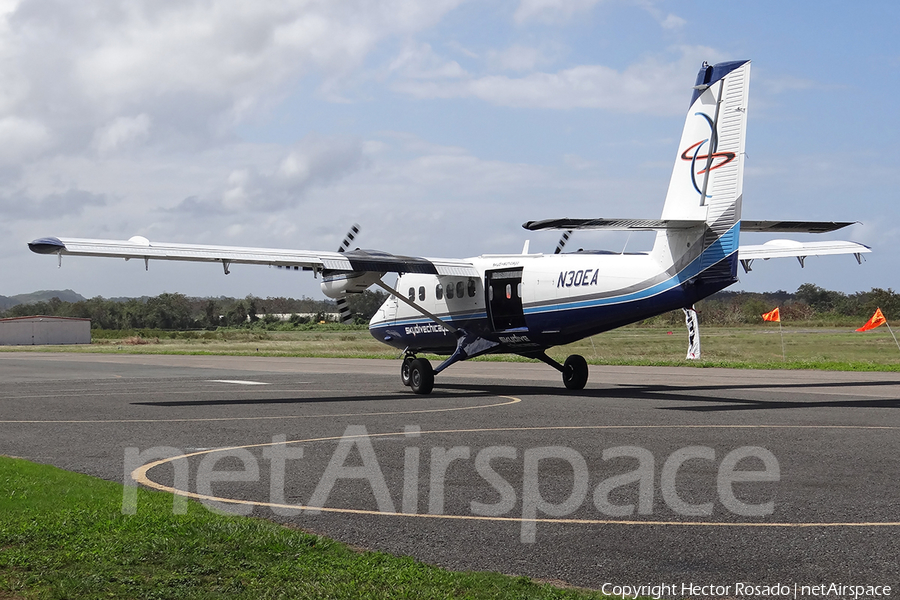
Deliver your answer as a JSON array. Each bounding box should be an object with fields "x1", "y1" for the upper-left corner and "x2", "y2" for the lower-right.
[
  {"x1": 393, "y1": 46, "x2": 720, "y2": 114},
  {"x1": 0, "y1": 116, "x2": 51, "y2": 164},
  {"x1": 388, "y1": 41, "x2": 468, "y2": 80},
  {"x1": 659, "y1": 13, "x2": 686, "y2": 29},
  {"x1": 513, "y1": 0, "x2": 603, "y2": 23},
  {"x1": 445, "y1": 40, "x2": 479, "y2": 60},
  {"x1": 563, "y1": 153, "x2": 596, "y2": 170},
  {"x1": 0, "y1": 187, "x2": 106, "y2": 219},
  {"x1": 486, "y1": 44, "x2": 560, "y2": 72},
  {"x1": 92, "y1": 114, "x2": 151, "y2": 156},
  {"x1": 0, "y1": 0, "x2": 469, "y2": 152},
  {"x1": 171, "y1": 134, "x2": 367, "y2": 214}
]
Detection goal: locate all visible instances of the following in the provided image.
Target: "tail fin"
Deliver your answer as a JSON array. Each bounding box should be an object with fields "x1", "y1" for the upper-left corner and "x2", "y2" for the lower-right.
[
  {"x1": 660, "y1": 60, "x2": 750, "y2": 227},
  {"x1": 654, "y1": 60, "x2": 750, "y2": 282}
]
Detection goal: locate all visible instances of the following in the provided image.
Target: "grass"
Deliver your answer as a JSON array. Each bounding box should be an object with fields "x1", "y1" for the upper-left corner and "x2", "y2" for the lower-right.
[
  {"x1": 3, "y1": 324, "x2": 900, "y2": 371},
  {"x1": 0, "y1": 456, "x2": 608, "y2": 599},
  {"x1": 550, "y1": 326, "x2": 900, "y2": 371}
]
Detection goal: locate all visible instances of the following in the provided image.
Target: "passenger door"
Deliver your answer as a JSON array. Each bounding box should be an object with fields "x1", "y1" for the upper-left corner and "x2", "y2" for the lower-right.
[{"x1": 485, "y1": 268, "x2": 527, "y2": 331}]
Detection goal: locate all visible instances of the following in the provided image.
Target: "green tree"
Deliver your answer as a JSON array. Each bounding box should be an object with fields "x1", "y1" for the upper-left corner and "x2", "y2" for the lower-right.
[
  {"x1": 346, "y1": 290, "x2": 388, "y2": 323},
  {"x1": 225, "y1": 301, "x2": 248, "y2": 327},
  {"x1": 204, "y1": 300, "x2": 219, "y2": 328},
  {"x1": 145, "y1": 293, "x2": 194, "y2": 329},
  {"x1": 247, "y1": 296, "x2": 259, "y2": 323},
  {"x1": 864, "y1": 288, "x2": 900, "y2": 320},
  {"x1": 795, "y1": 283, "x2": 846, "y2": 313}
]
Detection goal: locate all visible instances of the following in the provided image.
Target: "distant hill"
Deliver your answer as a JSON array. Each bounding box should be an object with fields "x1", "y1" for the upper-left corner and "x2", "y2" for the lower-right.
[{"x1": 0, "y1": 289, "x2": 86, "y2": 310}]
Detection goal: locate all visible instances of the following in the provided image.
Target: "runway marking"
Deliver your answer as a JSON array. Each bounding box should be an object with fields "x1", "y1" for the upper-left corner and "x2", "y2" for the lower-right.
[
  {"x1": 207, "y1": 380, "x2": 271, "y2": 386},
  {"x1": 0, "y1": 395, "x2": 521, "y2": 423},
  {"x1": 134, "y1": 423, "x2": 900, "y2": 529}
]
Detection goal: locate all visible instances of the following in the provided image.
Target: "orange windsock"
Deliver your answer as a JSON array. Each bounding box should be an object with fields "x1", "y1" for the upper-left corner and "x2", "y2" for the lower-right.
[
  {"x1": 761, "y1": 307, "x2": 780, "y2": 322},
  {"x1": 856, "y1": 308, "x2": 887, "y2": 332}
]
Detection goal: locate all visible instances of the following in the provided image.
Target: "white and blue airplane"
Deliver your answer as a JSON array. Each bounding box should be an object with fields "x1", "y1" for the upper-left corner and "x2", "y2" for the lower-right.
[{"x1": 29, "y1": 60, "x2": 870, "y2": 394}]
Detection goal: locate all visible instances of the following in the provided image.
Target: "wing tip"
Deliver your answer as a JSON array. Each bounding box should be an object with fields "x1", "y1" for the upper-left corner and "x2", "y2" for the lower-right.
[{"x1": 28, "y1": 237, "x2": 65, "y2": 254}]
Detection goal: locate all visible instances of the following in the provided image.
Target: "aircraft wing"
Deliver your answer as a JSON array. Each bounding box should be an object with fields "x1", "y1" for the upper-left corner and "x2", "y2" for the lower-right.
[
  {"x1": 27, "y1": 236, "x2": 479, "y2": 277},
  {"x1": 738, "y1": 239, "x2": 871, "y2": 262}
]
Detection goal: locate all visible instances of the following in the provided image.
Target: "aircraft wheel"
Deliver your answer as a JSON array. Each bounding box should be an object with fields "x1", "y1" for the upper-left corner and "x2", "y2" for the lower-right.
[
  {"x1": 562, "y1": 355, "x2": 588, "y2": 390},
  {"x1": 400, "y1": 355, "x2": 415, "y2": 386},
  {"x1": 409, "y1": 358, "x2": 434, "y2": 395}
]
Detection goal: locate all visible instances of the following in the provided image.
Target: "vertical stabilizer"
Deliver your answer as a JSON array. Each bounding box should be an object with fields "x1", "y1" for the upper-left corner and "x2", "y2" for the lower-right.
[
  {"x1": 661, "y1": 60, "x2": 751, "y2": 225},
  {"x1": 653, "y1": 60, "x2": 750, "y2": 288}
]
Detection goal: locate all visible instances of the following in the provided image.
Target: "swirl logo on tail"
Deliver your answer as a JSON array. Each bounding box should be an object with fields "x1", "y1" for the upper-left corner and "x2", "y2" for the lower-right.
[{"x1": 681, "y1": 112, "x2": 735, "y2": 197}]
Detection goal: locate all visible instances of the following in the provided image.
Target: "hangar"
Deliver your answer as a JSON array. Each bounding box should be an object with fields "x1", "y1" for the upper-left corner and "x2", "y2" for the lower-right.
[{"x1": 0, "y1": 316, "x2": 91, "y2": 345}]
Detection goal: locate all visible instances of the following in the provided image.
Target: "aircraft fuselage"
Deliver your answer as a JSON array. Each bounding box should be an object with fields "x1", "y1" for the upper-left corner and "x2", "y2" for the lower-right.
[{"x1": 369, "y1": 248, "x2": 737, "y2": 356}]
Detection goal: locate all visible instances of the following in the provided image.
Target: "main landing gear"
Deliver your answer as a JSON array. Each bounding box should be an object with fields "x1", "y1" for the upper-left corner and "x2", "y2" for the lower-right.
[
  {"x1": 401, "y1": 353, "x2": 434, "y2": 395},
  {"x1": 401, "y1": 350, "x2": 588, "y2": 394}
]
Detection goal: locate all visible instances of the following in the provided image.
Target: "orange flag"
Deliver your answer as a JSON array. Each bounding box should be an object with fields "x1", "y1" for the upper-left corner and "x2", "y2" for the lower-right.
[
  {"x1": 762, "y1": 307, "x2": 780, "y2": 322},
  {"x1": 856, "y1": 308, "x2": 887, "y2": 332}
]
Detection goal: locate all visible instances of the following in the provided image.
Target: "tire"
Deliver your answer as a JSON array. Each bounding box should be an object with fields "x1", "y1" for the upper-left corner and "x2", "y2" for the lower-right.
[
  {"x1": 562, "y1": 354, "x2": 588, "y2": 390},
  {"x1": 400, "y1": 356, "x2": 414, "y2": 386},
  {"x1": 409, "y1": 358, "x2": 434, "y2": 395}
]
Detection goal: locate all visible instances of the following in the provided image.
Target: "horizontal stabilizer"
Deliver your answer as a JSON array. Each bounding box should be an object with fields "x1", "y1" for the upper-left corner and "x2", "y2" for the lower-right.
[
  {"x1": 738, "y1": 239, "x2": 871, "y2": 271},
  {"x1": 740, "y1": 220, "x2": 857, "y2": 233},
  {"x1": 738, "y1": 239, "x2": 871, "y2": 260},
  {"x1": 523, "y1": 218, "x2": 704, "y2": 231}
]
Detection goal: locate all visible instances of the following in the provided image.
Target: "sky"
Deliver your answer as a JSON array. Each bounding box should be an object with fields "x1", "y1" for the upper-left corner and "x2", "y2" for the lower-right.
[{"x1": 2, "y1": 0, "x2": 897, "y2": 301}]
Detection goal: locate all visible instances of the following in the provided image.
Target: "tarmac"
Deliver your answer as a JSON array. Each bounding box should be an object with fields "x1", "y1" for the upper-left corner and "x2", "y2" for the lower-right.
[{"x1": 1, "y1": 352, "x2": 898, "y2": 593}]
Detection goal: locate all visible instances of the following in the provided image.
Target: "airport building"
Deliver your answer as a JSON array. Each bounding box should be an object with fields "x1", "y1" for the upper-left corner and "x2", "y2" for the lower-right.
[{"x1": 0, "y1": 315, "x2": 91, "y2": 345}]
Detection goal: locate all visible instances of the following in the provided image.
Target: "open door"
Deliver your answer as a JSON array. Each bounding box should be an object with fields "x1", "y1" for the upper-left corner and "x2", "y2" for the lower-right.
[{"x1": 485, "y1": 268, "x2": 526, "y2": 331}]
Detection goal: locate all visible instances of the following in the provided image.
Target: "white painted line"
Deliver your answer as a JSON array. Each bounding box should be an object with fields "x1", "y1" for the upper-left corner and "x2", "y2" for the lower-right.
[{"x1": 206, "y1": 379, "x2": 270, "y2": 386}]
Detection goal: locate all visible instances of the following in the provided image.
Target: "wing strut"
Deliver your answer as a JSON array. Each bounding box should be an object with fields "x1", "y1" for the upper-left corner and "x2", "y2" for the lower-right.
[{"x1": 372, "y1": 280, "x2": 459, "y2": 335}]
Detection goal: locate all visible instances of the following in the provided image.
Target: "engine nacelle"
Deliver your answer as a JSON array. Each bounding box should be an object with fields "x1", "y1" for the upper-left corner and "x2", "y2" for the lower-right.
[{"x1": 320, "y1": 271, "x2": 385, "y2": 299}]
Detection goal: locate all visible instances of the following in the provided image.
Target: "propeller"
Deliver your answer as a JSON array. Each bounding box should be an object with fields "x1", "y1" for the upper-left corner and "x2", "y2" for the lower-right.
[
  {"x1": 554, "y1": 230, "x2": 573, "y2": 254},
  {"x1": 334, "y1": 224, "x2": 361, "y2": 325}
]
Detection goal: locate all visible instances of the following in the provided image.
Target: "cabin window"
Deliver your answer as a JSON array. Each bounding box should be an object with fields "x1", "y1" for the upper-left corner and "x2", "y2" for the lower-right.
[
  {"x1": 467, "y1": 278, "x2": 476, "y2": 297},
  {"x1": 418, "y1": 286, "x2": 425, "y2": 301},
  {"x1": 446, "y1": 282, "x2": 454, "y2": 299},
  {"x1": 435, "y1": 284, "x2": 443, "y2": 300},
  {"x1": 408, "y1": 288, "x2": 415, "y2": 301},
  {"x1": 456, "y1": 281, "x2": 464, "y2": 298}
]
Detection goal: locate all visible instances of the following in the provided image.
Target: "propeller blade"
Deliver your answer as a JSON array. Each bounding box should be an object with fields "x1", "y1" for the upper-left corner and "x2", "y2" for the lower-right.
[
  {"x1": 335, "y1": 296, "x2": 354, "y2": 325},
  {"x1": 554, "y1": 230, "x2": 573, "y2": 254},
  {"x1": 338, "y1": 224, "x2": 360, "y2": 254},
  {"x1": 335, "y1": 223, "x2": 361, "y2": 324}
]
